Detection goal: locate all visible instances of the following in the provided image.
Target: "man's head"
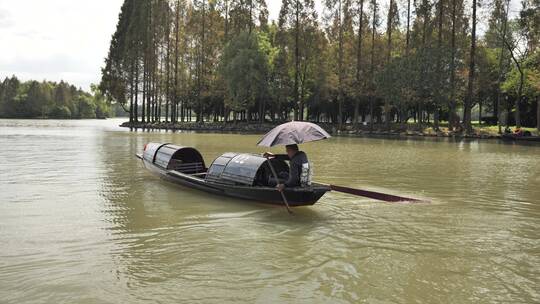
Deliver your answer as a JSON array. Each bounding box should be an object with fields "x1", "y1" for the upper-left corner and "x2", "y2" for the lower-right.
[{"x1": 285, "y1": 144, "x2": 299, "y2": 158}]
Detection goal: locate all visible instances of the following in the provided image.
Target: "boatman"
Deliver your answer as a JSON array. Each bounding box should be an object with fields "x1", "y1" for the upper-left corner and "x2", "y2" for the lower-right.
[{"x1": 264, "y1": 144, "x2": 312, "y2": 192}]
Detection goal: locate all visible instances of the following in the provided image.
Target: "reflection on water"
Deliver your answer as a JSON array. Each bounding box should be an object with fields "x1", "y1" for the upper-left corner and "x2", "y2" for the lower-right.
[{"x1": 1, "y1": 119, "x2": 539, "y2": 303}]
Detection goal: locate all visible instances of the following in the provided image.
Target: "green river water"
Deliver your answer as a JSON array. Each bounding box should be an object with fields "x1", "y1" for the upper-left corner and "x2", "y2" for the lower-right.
[{"x1": 1, "y1": 119, "x2": 539, "y2": 303}]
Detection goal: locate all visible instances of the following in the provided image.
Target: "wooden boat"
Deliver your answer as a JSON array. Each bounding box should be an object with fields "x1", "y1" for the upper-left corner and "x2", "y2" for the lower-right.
[
  {"x1": 136, "y1": 143, "x2": 331, "y2": 206},
  {"x1": 501, "y1": 133, "x2": 540, "y2": 142}
]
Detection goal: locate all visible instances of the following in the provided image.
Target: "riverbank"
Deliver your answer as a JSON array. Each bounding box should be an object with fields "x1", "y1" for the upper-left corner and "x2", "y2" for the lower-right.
[{"x1": 120, "y1": 121, "x2": 539, "y2": 140}]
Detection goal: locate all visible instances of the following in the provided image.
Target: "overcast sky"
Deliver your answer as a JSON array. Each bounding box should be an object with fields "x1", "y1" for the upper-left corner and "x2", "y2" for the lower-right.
[{"x1": 0, "y1": 0, "x2": 518, "y2": 91}]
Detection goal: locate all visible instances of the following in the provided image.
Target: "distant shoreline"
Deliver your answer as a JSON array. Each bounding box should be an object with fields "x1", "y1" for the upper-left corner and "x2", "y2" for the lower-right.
[{"x1": 120, "y1": 121, "x2": 537, "y2": 141}]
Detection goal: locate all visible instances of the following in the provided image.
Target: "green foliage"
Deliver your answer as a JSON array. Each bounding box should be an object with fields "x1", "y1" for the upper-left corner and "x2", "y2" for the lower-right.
[
  {"x1": 49, "y1": 106, "x2": 72, "y2": 119},
  {"x1": 98, "y1": 0, "x2": 540, "y2": 127},
  {"x1": 502, "y1": 51, "x2": 540, "y2": 98},
  {"x1": 0, "y1": 76, "x2": 110, "y2": 119},
  {"x1": 221, "y1": 31, "x2": 269, "y2": 113},
  {"x1": 78, "y1": 96, "x2": 97, "y2": 119},
  {"x1": 91, "y1": 84, "x2": 111, "y2": 119}
]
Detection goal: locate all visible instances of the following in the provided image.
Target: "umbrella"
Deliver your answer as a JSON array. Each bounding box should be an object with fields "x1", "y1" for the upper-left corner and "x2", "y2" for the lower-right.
[{"x1": 257, "y1": 121, "x2": 331, "y2": 147}]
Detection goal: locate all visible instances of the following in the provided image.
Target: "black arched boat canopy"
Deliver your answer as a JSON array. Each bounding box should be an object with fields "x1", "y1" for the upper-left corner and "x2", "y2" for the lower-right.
[
  {"x1": 143, "y1": 143, "x2": 206, "y2": 173},
  {"x1": 206, "y1": 153, "x2": 288, "y2": 186}
]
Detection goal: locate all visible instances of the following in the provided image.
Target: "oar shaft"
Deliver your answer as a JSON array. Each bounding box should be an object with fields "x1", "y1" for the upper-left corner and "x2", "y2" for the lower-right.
[
  {"x1": 327, "y1": 184, "x2": 421, "y2": 202},
  {"x1": 266, "y1": 159, "x2": 293, "y2": 214}
]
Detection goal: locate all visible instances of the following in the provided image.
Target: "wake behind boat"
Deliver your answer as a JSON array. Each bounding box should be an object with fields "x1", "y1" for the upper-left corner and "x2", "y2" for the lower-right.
[{"x1": 136, "y1": 143, "x2": 331, "y2": 206}]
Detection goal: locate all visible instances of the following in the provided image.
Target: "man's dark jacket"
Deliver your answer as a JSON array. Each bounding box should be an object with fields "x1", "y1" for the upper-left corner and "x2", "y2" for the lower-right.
[{"x1": 274, "y1": 151, "x2": 308, "y2": 187}]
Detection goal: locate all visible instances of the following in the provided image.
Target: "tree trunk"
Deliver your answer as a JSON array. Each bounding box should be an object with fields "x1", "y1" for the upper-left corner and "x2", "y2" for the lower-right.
[
  {"x1": 479, "y1": 100, "x2": 482, "y2": 125},
  {"x1": 406, "y1": 0, "x2": 411, "y2": 54},
  {"x1": 369, "y1": 0, "x2": 376, "y2": 133},
  {"x1": 338, "y1": 0, "x2": 344, "y2": 129},
  {"x1": 129, "y1": 61, "x2": 134, "y2": 123},
  {"x1": 504, "y1": 37, "x2": 525, "y2": 128},
  {"x1": 463, "y1": 0, "x2": 477, "y2": 134},
  {"x1": 434, "y1": 0, "x2": 443, "y2": 131},
  {"x1": 142, "y1": 57, "x2": 146, "y2": 123},
  {"x1": 147, "y1": 3, "x2": 153, "y2": 124},
  {"x1": 154, "y1": 23, "x2": 159, "y2": 123},
  {"x1": 496, "y1": 0, "x2": 510, "y2": 134},
  {"x1": 249, "y1": 0, "x2": 253, "y2": 34},
  {"x1": 260, "y1": 98, "x2": 266, "y2": 124},
  {"x1": 300, "y1": 62, "x2": 308, "y2": 122},
  {"x1": 224, "y1": 0, "x2": 229, "y2": 41},
  {"x1": 156, "y1": 49, "x2": 161, "y2": 122},
  {"x1": 418, "y1": 0, "x2": 429, "y2": 126},
  {"x1": 147, "y1": 56, "x2": 152, "y2": 123},
  {"x1": 515, "y1": 72, "x2": 523, "y2": 127},
  {"x1": 403, "y1": 0, "x2": 411, "y2": 125},
  {"x1": 448, "y1": 0, "x2": 457, "y2": 130},
  {"x1": 134, "y1": 53, "x2": 139, "y2": 122},
  {"x1": 173, "y1": 0, "x2": 180, "y2": 123},
  {"x1": 353, "y1": 0, "x2": 364, "y2": 128},
  {"x1": 294, "y1": 0, "x2": 300, "y2": 121},
  {"x1": 384, "y1": 0, "x2": 393, "y2": 131},
  {"x1": 386, "y1": 0, "x2": 393, "y2": 62},
  {"x1": 537, "y1": 96, "x2": 540, "y2": 132},
  {"x1": 201, "y1": 1, "x2": 206, "y2": 123},
  {"x1": 165, "y1": 5, "x2": 171, "y2": 123}
]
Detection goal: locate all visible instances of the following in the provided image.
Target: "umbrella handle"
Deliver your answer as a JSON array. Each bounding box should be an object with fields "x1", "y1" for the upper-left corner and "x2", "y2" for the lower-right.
[{"x1": 266, "y1": 159, "x2": 293, "y2": 214}]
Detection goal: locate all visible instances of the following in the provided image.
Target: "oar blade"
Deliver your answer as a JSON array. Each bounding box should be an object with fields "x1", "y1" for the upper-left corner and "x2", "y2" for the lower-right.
[{"x1": 330, "y1": 184, "x2": 422, "y2": 203}]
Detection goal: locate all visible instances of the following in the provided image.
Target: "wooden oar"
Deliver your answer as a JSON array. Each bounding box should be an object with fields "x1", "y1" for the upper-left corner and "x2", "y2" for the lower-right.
[
  {"x1": 326, "y1": 184, "x2": 422, "y2": 203},
  {"x1": 266, "y1": 159, "x2": 293, "y2": 214}
]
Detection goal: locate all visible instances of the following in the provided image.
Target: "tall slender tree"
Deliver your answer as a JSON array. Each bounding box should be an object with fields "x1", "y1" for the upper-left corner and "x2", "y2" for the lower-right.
[
  {"x1": 369, "y1": 0, "x2": 378, "y2": 132},
  {"x1": 353, "y1": 0, "x2": 365, "y2": 127},
  {"x1": 463, "y1": 0, "x2": 477, "y2": 134}
]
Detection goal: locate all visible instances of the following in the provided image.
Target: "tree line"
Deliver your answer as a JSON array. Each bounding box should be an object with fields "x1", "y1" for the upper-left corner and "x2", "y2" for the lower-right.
[
  {"x1": 0, "y1": 76, "x2": 111, "y2": 119},
  {"x1": 100, "y1": 0, "x2": 540, "y2": 132}
]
